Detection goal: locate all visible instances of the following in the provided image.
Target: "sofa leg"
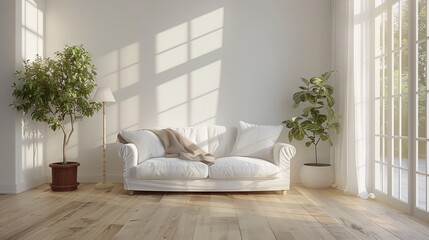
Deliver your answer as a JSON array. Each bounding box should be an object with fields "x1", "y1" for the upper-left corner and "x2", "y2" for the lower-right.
[
  {"x1": 128, "y1": 190, "x2": 134, "y2": 196},
  {"x1": 279, "y1": 190, "x2": 286, "y2": 195}
]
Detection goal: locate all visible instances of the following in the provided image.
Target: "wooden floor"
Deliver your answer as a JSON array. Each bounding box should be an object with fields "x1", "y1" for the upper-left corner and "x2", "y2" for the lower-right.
[{"x1": 1, "y1": 184, "x2": 429, "y2": 240}]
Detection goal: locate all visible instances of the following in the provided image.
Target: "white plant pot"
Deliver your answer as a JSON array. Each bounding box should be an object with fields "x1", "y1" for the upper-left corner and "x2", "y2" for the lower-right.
[{"x1": 300, "y1": 163, "x2": 334, "y2": 188}]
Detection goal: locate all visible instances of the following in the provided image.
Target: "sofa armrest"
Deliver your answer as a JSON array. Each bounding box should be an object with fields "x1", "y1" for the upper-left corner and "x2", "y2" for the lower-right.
[
  {"x1": 273, "y1": 143, "x2": 296, "y2": 179},
  {"x1": 118, "y1": 143, "x2": 138, "y2": 179}
]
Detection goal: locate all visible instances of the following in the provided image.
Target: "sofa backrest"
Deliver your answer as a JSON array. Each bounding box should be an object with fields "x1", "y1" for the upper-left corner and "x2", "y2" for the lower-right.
[{"x1": 173, "y1": 126, "x2": 237, "y2": 158}]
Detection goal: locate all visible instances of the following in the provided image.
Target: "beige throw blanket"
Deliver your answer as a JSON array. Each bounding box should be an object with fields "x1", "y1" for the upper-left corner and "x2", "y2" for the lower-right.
[{"x1": 150, "y1": 129, "x2": 215, "y2": 166}]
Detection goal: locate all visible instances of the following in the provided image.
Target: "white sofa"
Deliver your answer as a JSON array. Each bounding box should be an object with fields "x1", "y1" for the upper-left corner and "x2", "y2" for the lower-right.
[{"x1": 118, "y1": 124, "x2": 296, "y2": 194}]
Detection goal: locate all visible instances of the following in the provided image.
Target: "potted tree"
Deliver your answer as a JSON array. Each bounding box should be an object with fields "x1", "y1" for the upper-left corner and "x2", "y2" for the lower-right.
[
  {"x1": 11, "y1": 45, "x2": 102, "y2": 191},
  {"x1": 283, "y1": 71, "x2": 340, "y2": 188}
]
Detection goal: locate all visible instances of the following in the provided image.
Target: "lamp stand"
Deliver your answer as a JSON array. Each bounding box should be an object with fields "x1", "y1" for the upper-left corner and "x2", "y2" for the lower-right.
[{"x1": 95, "y1": 102, "x2": 113, "y2": 189}]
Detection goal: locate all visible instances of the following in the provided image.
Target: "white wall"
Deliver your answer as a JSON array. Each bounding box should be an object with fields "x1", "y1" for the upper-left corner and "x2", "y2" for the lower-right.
[
  {"x1": 0, "y1": 0, "x2": 46, "y2": 193},
  {"x1": 45, "y1": 0, "x2": 332, "y2": 183},
  {"x1": 0, "y1": 0, "x2": 18, "y2": 193}
]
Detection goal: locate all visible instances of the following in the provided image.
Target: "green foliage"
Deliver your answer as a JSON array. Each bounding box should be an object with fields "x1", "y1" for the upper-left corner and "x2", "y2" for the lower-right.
[
  {"x1": 282, "y1": 71, "x2": 341, "y2": 164},
  {"x1": 11, "y1": 45, "x2": 102, "y2": 163}
]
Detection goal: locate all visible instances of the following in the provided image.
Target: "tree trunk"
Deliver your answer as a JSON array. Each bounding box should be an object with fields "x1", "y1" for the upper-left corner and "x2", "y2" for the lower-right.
[
  {"x1": 63, "y1": 132, "x2": 67, "y2": 164},
  {"x1": 314, "y1": 143, "x2": 318, "y2": 165}
]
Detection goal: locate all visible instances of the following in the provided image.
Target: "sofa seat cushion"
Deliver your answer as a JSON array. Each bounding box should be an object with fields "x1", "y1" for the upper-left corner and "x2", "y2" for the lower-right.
[
  {"x1": 134, "y1": 158, "x2": 208, "y2": 180},
  {"x1": 209, "y1": 157, "x2": 279, "y2": 180}
]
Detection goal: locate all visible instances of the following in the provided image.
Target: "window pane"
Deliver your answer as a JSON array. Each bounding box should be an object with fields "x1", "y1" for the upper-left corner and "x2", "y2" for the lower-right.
[
  {"x1": 417, "y1": 0, "x2": 427, "y2": 39},
  {"x1": 418, "y1": 0, "x2": 427, "y2": 41},
  {"x1": 400, "y1": 169, "x2": 408, "y2": 202},
  {"x1": 375, "y1": 14, "x2": 384, "y2": 57},
  {"x1": 417, "y1": 141, "x2": 427, "y2": 173},
  {"x1": 393, "y1": 2, "x2": 400, "y2": 50},
  {"x1": 375, "y1": 58, "x2": 381, "y2": 98},
  {"x1": 375, "y1": 136, "x2": 381, "y2": 161},
  {"x1": 394, "y1": 139, "x2": 400, "y2": 166},
  {"x1": 402, "y1": 96, "x2": 409, "y2": 136},
  {"x1": 375, "y1": 162, "x2": 382, "y2": 191},
  {"x1": 393, "y1": 167, "x2": 400, "y2": 198},
  {"x1": 418, "y1": 93, "x2": 427, "y2": 138},
  {"x1": 384, "y1": 12, "x2": 389, "y2": 55},
  {"x1": 383, "y1": 164, "x2": 388, "y2": 193},
  {"x1": 401, "y1": 0, "x2": 409, "y2": 47},
  {"x1": 402, "y1": 138, "x2": 409, "y2": 169},
  {"x1": 394, "y1": 52, "x2": 401, "y2": 95},
  {"x1": 392, "y1": 97, "x2": 402, "y2": 136},
  {"x1": 417, "y1": 174, "x2": 427, "y2": 210},
  {"x1": 375, "y1": 99, "x2": 381, "y2": 135},
  {"x1": 402, "y1": 49, "x2": 409, "y2": 95},
  {"x1": 394, "y1": 97, "x2": 400, "y2": 136},
  {"x1": 417, "y1": 41, "x2": 427, "y2": 92}
]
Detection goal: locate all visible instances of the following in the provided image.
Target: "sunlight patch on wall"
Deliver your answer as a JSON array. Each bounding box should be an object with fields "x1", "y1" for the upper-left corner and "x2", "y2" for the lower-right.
[
  {"x1": 156, "y1": 23, "x2": 188, "y2": 53},
  {"x1": 156, "y1": 44, "x2": 188, "y2": 73},
  {"x1": 97, "y1": 42, "x2": 140, "y2": 90},
  {"x1": 191, "y1": 61, "x2": 221, "y2": 98},
  {"x1": 119, "y1": 95, "x2": 140, "y2": 130},
  {"x1": 96, "y1": 42, "x2": 141, "y2": 135},
  {"x1": 155, "y1": 23, "x2": 188, "y2": 73},
  {"x1": 22, "y1": 0, "x2": 43, "y2": 60},
  {"x1": 119, "y1": 43, "x2": 140, "y2": 88},
  {"x1": 191, "y1": 29, "x2": 223, "y2": 59},
  {"x1": 190, "y1": 8, "x2": 224, "y2": 59},
  {"x1": 21, "y1": 120, "x2": 44, "y2": 170},
  {"x1": 190, "y1": 91, "x2": 219, "y2": 126},
  {"x1": 20, "y1": 0, "x2": 45, "y2": 172},
  {"x1": 154, "y1": 8, "x2": 224, "y2": 127},
  {"x1": 158, "y1": 104, "x2": 189, "y2": 127},
  {"x1": 157, "y1": 75, "x2": 188, "y2": 112}
]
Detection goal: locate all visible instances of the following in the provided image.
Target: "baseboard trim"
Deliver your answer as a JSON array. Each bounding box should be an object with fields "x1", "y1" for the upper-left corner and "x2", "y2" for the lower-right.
[
  {"x1": 0, "y1": 176, "x2": 46, "y2": 194},
  {"x1": 0, "y1": 183, "x2": 19, "y2": 194},
  {"x1": 78, "y1": 174, "x2": 123, "y2": 183},
  {"x1": 16, "y1": 176, "x2": 46, "y2": 193}
]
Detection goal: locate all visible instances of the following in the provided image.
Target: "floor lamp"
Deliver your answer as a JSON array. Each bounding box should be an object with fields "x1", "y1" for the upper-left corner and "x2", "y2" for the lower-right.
[{"x1": 93, "y1": 87, "x2": 116, "y2": 189}]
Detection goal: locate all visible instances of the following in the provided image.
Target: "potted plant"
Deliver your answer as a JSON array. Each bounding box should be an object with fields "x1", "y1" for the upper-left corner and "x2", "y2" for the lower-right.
[
  {"x1": 11, "y1": 45, "x2": 102, "y2": 191},
  {"x1": 282, "y1": 71, "x2": 340, "y2": 188}
]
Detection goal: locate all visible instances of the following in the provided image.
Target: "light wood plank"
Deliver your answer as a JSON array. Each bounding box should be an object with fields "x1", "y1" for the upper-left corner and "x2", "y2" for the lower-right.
[
  {"x1": 93, "y1": 224, "x2": 123, "y2": 240},
  {"x1": 193, "y1": 206, "x2": 242, "y2": 240},
  {"x1": 1, "y1": 184, "x2": 429, "y2": 240},
  {"x1": 297, "y1": 186, "x2": 403, "y2": 240}
]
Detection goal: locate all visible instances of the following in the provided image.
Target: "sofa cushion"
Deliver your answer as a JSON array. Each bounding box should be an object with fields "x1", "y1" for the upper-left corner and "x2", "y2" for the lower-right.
[
  {"x1": 120, "y1": 130, "x2": 165, "y2": 164},
  {"x1": 133, "y1": 157, "x2": 208, "y2": 180},
  {"x1": 174, "y1": 126, "x2": 236, "y2": 158},
  {"x1": 208, "y1": 157, "x2": 279, "y2": 180},
  {"x1": 230, "y1": 121, "x2": 283, "y2": 163}
]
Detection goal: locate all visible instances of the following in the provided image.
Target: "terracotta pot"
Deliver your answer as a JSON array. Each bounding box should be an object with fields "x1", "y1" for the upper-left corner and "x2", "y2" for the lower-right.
[
  {"x1": 49, "y1": 162, "x2": 80, "y2": 191},
  {"x1": 300, "y1": 163, "x2": 334, "y2": 188}
]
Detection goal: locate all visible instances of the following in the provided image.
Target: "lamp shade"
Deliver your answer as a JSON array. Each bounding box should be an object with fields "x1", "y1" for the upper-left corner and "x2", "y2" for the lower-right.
[{"x1": 93, "y1": 87, "x2": 116, "y2": 103}]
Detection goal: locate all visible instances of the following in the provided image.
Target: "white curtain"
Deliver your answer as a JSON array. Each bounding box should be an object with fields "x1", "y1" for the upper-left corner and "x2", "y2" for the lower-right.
[{"x1": 332, "y1": 0, "x2": 375, "y2": 199}]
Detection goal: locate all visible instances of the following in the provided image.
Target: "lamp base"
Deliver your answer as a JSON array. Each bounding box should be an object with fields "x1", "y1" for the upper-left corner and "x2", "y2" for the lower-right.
[{"x1": 95, "y1": 181, "x2": 114, "y2": 190}]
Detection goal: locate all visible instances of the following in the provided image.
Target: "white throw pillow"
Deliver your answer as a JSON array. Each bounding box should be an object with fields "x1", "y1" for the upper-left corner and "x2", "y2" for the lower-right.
[
  {"x1": 120, "y1": 130, "x2": 165, "y2": 164},
  {"x1": 230, "y1": 121, "x2": 283, "y2": 162}
]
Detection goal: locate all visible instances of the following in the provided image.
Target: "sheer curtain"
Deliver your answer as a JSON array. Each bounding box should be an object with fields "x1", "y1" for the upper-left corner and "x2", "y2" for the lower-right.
[{"x1": 332, "y1": 0, "x2": 375, "y2": 199}]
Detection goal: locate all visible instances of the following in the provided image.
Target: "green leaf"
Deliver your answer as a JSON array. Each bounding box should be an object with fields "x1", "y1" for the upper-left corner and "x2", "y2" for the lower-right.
[
  {"x1": 301, "y1": 77, "x2": 310, "y2": 86},
  {"x1": 330, "y1": 122, "x2": 341, "y2": 134},
  {"x1": 305, "y1": 141, "x2": 313, "y2": 147},
  {"x1": 304, "y1": 123, "x2": 322, "y2": 131},
  {"x1": 288, "y1": 129, "x2": 294, "y2": 142},
  {"x1": 326, "y1": 95, "x2": 335, "y2": 107},
  {"x1": 310, "y1": 77, "x2": 323, "y2": 85},
  {"x1": 321, "y1": 70, "x2": 334, "y2": 81},
  {"x1": 296, "y1": 128, "x2": 305, "y2": 140},
  {"x1": 293, "y1": 91, "x2": 306, "y2": 104},
  {"x1": 325, "y1": 84, "x2": 334, "y2": 94}
]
